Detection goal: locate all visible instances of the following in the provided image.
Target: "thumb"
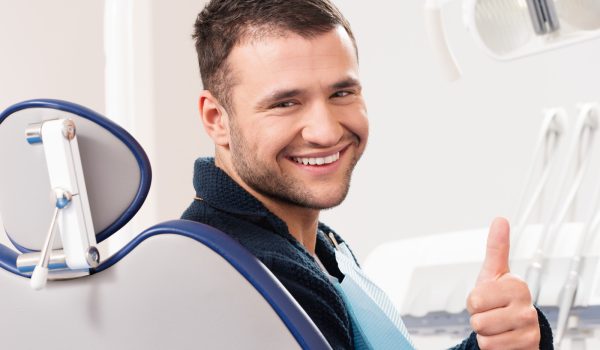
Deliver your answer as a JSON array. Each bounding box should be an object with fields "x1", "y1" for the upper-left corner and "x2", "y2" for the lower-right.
[{"x1": 477, "y1": 217, "x2": 511, "y2": 283}]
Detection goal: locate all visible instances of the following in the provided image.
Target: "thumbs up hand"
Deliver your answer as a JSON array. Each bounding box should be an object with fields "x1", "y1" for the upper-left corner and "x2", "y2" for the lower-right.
[{"x1": 467, "y1": 218, "x2": 540, "y2": 350}]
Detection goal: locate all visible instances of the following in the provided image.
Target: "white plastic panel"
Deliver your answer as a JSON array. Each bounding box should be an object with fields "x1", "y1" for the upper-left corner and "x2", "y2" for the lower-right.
[{"x1": 40, "y1": 119, "x2": 95, "y2": 269}]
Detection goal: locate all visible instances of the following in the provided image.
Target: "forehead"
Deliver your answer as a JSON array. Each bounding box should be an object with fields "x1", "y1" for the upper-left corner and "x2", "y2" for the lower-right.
[{"x1": 227, "y1": 27, "x2": 359, "y2": 97}]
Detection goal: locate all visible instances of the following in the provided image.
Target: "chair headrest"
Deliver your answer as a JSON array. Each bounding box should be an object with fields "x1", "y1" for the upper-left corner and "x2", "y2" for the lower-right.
[{"x1": 0, "y1": 99, "x2": 151, "y2": 252}]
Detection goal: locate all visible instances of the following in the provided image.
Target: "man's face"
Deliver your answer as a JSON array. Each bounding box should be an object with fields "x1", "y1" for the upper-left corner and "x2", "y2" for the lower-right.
[{"x1": 224, "y1": 26, "x2": 368, "y2": 210}]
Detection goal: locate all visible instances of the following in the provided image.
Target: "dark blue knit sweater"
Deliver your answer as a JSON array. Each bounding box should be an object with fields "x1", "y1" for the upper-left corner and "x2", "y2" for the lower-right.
[{"x1": 181, "y1": 158, "x2": 553, "y2": 349}]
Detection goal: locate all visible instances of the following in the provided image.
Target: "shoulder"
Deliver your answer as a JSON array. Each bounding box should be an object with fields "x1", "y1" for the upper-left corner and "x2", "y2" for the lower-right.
[{"x1": 182, "y1": 199, "x2": 305, "y2": 261}]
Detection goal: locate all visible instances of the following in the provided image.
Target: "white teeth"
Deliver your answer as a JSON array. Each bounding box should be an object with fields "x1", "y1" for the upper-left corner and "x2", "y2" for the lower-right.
[{"x1": 292, "y1": 151, "x2": 340, "y2": 166}]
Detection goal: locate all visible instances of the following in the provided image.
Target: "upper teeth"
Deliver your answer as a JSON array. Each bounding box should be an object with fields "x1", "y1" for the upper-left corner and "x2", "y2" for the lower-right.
[{"x1": 292, "y1": 152, "x2": 340, "y2": 165}]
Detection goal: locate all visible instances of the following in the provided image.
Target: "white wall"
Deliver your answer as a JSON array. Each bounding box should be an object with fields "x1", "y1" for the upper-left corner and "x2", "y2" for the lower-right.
[
  {"x1": 0, "y1": 0, "x2": 105, "y2": 112},
  {"x1": 148, "y1": 0, "x2": 210, "y2": 225},
  {"x1": 104, "y1": 0, "x2": 210, "y2": 249}
]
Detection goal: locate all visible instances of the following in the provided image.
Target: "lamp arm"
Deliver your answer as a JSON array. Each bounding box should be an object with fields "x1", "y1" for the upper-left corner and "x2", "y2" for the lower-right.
[{"x1": 424, "y1": 0, "x2": 462, "y2": 81}]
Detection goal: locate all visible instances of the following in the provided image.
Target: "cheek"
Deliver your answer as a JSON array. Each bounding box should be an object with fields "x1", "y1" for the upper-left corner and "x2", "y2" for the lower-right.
[
  {"x1": 358, "y1": 113, "x2": 369, "y2": 142},
  {"x1": 255, "y1": 119, "x2": 301, "y2": 158},
  {"x1": 343, "y1": 106, "x2": 369, "y2": 144}
]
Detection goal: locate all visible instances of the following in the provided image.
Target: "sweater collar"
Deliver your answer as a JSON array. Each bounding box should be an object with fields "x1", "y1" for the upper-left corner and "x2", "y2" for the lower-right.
[{"x1": 193, "y1": 157, "x2": 270, "y2": 218}]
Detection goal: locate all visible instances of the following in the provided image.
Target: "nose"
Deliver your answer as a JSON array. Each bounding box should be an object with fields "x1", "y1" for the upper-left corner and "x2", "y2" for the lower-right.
[{"x1": 301, "y1": 102, "x2": 344, "y2": 147}]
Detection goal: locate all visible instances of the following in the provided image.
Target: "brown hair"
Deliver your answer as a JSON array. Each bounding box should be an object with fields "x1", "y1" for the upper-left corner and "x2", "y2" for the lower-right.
[{"x1": 193, "y1": 0, "x2": 356, "y2": 112}]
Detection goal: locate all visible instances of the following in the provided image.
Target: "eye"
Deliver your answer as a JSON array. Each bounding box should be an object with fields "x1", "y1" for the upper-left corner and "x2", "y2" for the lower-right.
[
  {"x1": 270, "y1": 100, "x2": 298, "y2": 109},
  {"x1": 331, "y1": 90, "x2": 353, "y2": 98}
]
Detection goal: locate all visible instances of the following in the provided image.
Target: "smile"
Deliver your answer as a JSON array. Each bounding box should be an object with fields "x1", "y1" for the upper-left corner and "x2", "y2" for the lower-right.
[{"x1": 291, "y1": 151, "x2": 340, "y2": 166}]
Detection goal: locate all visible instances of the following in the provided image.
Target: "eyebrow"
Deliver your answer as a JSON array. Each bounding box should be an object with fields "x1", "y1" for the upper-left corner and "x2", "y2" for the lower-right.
[
  {"x1": 257, "y1": 89, "x2": 304, "y2": 108},
  {"x1": 256, "y1": 77, "x2": 362, "y2": 109},
  {"x1": 331, "y1": 77, "x2": 362, "y2": 90}
]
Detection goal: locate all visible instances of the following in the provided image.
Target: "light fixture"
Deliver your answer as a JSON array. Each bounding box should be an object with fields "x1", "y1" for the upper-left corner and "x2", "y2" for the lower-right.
[{"x1": 425, "y1": 0, "x2": 600, "y2": 80}]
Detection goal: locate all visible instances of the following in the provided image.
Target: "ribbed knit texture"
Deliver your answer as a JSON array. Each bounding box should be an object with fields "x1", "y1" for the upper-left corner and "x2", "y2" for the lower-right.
[{"x1": 181, "y1": 157, "x2": 554, "y2": 350}]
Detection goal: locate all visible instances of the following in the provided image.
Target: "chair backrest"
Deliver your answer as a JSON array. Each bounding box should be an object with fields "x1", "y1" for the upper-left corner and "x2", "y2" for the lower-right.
[{"x1": 1, "y1": 220, "x2": 331, "y2": 349}]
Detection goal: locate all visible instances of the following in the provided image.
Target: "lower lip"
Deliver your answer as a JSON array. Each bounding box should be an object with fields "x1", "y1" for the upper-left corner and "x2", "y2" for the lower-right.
[{"x1": 287, "y1": 148, "x2": 348, "y2": 175}]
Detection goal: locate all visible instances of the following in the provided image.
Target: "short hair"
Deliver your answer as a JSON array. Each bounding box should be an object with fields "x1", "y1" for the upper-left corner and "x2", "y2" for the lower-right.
[{"x1": 192, "y1": 0, "x2": 357, "y2": 113}]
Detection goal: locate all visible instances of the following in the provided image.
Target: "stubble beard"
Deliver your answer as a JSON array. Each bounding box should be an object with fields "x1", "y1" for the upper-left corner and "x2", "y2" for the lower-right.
[{"x1": 229, "y1": 122, "x2": 359, "y2": 210}]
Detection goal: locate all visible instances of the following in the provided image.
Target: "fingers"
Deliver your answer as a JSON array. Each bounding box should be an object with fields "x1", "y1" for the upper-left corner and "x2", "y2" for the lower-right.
[
  {"x1": 478, "y1": 217, "x2": 511, "y2": 283},
  {"x1": 467, "y1": 275, "x2": 531, "y2": 314},
  {"x1": 476, "y1": 326, "x2": 540, "y2": 350},
  {"x1": 470, "y1": 305, "x2": 538, "y2": 336},
  {"x1": 469, "y1": 217, "x2": 539, "y2": 350}
]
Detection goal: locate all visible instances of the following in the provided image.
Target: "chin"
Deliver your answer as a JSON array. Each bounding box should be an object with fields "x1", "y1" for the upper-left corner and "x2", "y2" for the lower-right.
[{"x1": 305, "y1": 188, "x2": 350, "y2": 210}]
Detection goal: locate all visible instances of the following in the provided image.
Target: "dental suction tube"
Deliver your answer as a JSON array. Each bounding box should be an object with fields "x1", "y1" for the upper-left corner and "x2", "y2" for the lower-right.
[
  {"x1": 511, "y1": 109, "x2": 567, "y2": 257},
  {"x1": 525, "y1": 105, "x2": 599, "y2": 303},
  {"x1": 553, "y1": 104, "x2": 600, "y2": 348}
]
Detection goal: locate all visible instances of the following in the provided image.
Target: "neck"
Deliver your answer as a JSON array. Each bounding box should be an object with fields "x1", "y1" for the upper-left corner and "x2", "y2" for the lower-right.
[{"x1": 215, "y1": 155, "x2": 320, "y2": 254}]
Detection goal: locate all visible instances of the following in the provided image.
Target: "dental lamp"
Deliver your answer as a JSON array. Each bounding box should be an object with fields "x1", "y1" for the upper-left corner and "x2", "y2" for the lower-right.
[{"x1": 424, "y1": 0, "x2": 600, "y2": 80}]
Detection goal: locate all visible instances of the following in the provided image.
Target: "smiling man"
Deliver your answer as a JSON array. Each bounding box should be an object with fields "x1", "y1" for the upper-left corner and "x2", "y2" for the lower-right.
[{"x1": 182, "y1": 0, "x2": 553, "y2": 349}]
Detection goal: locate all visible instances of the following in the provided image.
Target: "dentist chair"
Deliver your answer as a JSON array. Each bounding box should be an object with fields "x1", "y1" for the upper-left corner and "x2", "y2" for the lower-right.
[{"x1": 0, "y1": 99, "x2": 331, "y2": 350}]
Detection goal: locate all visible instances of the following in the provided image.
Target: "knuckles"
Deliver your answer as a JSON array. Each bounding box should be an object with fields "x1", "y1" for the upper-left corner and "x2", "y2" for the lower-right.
[
  {"x1": 468, "y1": 274, "x2": 539, "y2": 349},
  {"x1": 476, "y1": 329, "x2": 540, "y2": 350},
  {"x1": 516, "y1": 308, "x2": 540, "y2": 349},
  {"x1": 525, "y1": 328, "x2": 541, "y2": 349},
  {"x1": 468, "y1": 274, "x2": 532, "y2": 314},
  {"x1": 502, "y1": 274, "x2": 532, "y2": 304},
  {"x1": 466, "y1": 291, "x2": 483, "y2": 314},
  {"x1": 476, "y1": 334, "x2": 494, "y2": 350},
  {"x1": 469, "y1": 314, "x2": 485, "y2": 334},
  {"x1": 473, "y1": 308, "x2": 540, "y2": 350},
  {"x1": 518, "y1": 306, "x2": 538, "y2": 327}
]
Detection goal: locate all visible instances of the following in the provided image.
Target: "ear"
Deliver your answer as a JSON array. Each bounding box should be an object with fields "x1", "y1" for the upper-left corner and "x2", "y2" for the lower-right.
[{"x1": 198, "y1": 90, "x2": 231, "y2": 147}]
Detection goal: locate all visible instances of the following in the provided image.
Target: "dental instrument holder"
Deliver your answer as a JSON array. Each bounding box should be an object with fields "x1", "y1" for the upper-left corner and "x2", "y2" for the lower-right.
[
  {"x1": 553, "y1": 104, "x2": 600, "y2": 348},
  {"x1": 510, "y1": 109, "x2": 567, "y2": 257},
  {"x1": 16, "y1": 119, "x2": 99, "y2": 288},
  {"x1": 525, "y1": 106, "x2": 599, "y2": 304}
]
